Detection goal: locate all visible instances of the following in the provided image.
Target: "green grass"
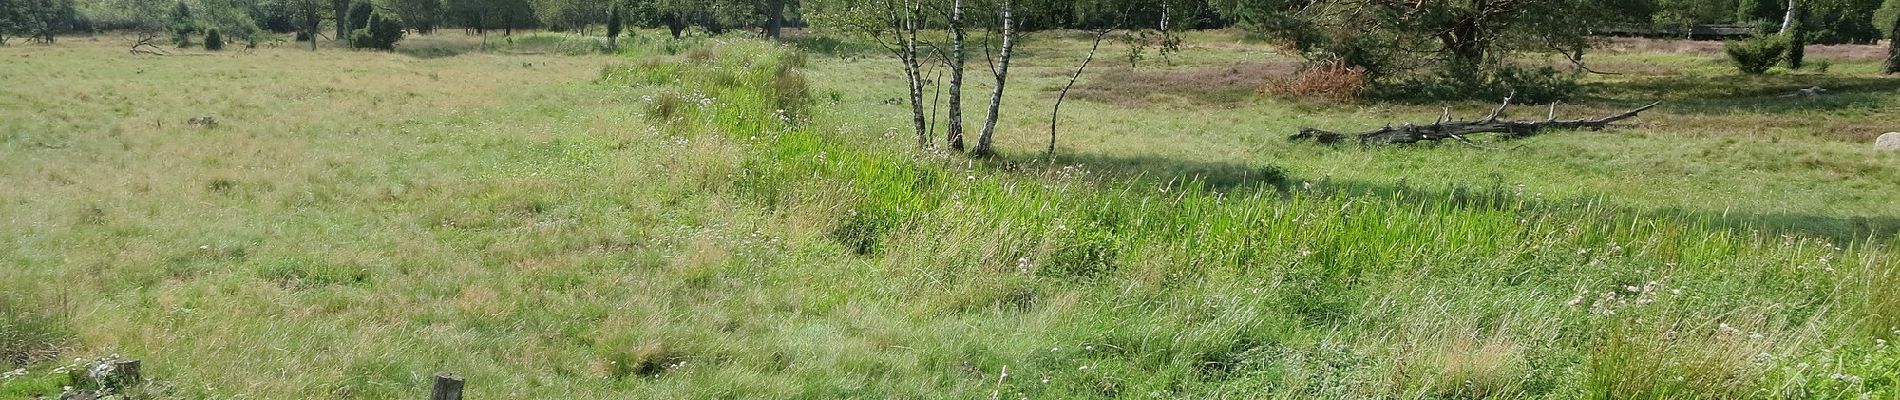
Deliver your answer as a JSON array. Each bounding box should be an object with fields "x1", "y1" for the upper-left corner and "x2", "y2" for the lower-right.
[
  {"x1": 2, "y1": 31, "x2": 1898, "y2": 398},
  {"x1": 800, "y1": 31, "x2": 1900, "y2": 243}
]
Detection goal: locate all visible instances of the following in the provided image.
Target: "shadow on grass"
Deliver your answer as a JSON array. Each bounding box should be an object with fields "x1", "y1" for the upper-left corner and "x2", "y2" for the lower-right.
[
  {"x1": 783, "y1": 35, "x2": 883, "y2": 58},
  {"x1": 394, "y1": 34, "x2": 492, "y2": 59},
  {"x1": 1580, "y1": 73, "x2": 1900, "y2": 114},
  {"x1": 397, "y1": 46, "x2": 477, "y2": 59},
  {"x1": 1018, "y1": 150, "x2": 1900, "y2": 245}
]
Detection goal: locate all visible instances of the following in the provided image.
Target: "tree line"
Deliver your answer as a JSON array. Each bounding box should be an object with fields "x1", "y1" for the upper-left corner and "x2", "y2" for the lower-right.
[
  {"x1": 8, "y1": 0, "x2": 1896, "y2": 47},
  {"x1": 1, "y1": 0, "x2": 809, "y2": 47}
]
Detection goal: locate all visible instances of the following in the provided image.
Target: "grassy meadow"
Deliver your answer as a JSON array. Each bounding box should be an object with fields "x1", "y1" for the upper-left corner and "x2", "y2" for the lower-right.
[{"x1": 3, "y1": 29, "x2": 1899, "y2": 398}]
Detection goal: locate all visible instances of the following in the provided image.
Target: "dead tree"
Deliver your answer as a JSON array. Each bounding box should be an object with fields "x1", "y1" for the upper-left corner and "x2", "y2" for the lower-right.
[
  {"x1": 1048, "y1": 28, "x2": 1115, "y2": 158},
  {"x1": 130, "y1": 34, "x2": 170, "y2": 55},
  {"x1": 1290, "y1": 99, "x2": 1661, "y2": 145}
]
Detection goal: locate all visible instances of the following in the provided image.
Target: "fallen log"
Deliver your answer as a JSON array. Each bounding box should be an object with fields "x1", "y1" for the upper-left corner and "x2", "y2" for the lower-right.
[{"x1": 1290, "y1": 99, "x2": 1662, "y2": 145}]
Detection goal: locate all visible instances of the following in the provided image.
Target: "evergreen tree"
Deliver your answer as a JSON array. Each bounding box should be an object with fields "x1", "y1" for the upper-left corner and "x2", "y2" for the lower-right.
[
  {"x1": 607, "y1": 3, "x2": 623, "y2": 51},
  {"x1": 168, "y1": 0, "x2": 197, "y2": 47},
  {"x1": 204, "y1": 27, "x2": 224, "y2": 49},
  {"x1": 1786, "y1": 0, "x2": 1806, "y2": 68}
]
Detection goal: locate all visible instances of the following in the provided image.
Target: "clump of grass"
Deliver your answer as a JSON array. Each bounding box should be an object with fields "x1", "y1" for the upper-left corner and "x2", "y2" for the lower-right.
[
  {"x1": 0, "y1": 296, "x2": 71, "y2": 369},
  {"x1": 256, "y1": 257, "x2": 372, "y2": 288},
  {"x1": 646, "y1": 91, "x2": 692, "y2": 122},
  {"x1": 831, "y1": 206, "x2": 898, "y2": 255},
  {"x1": 684, "y1": 46, "x2": 717, "y2": 64},
  {"x1": 1040, "y1": 223, "x2": 1120, "y2": 280},
  {"x1": 606, "y1": 342, "x2": 684, "y2": 380}
]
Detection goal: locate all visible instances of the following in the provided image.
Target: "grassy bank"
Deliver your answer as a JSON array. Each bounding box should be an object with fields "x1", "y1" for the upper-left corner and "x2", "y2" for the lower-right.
[{"x1": 642, "y1": 40, "x2": 1900, "y2": 398}]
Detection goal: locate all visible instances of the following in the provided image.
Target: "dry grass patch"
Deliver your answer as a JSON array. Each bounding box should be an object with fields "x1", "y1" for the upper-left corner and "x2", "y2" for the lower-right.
[{"x1": 1069, "y1": 62, "x2": 1293, "y2": 108}]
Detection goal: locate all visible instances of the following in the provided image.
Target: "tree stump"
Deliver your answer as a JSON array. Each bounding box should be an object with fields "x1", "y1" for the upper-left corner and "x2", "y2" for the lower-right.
[{"x1": 430, "y1": 373, "x2": 464, "y2": 400}]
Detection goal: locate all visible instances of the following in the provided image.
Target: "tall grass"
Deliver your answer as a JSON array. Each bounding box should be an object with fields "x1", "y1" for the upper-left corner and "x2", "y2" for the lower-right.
[
  {"x1": 1, "y1": 35, "x2": 1894, "y2": 398},
  {"x1": 601, "y1": 40, "x2": 1900, "y2": 397}
]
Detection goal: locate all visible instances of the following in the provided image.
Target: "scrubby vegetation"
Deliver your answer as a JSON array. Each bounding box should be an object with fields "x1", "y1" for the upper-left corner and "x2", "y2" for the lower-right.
[{"x1": 348, "y1": 11, "x2": 402, "y2": 50}]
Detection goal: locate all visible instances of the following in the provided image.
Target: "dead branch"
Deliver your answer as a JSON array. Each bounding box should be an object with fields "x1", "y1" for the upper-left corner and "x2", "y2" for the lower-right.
[
  {"x1": 1779, "y1": 86, "x2": 1827, "y2": 97},
  {"x1": 1290, "y1": 99, "x2": 1662, "y2": 145},
  {"x1": 130, "y1": 33, "x2": 170, "y2": 56},
  {"x1": 1048, "y1": 28, "x2": 1115, "y2": 158}
]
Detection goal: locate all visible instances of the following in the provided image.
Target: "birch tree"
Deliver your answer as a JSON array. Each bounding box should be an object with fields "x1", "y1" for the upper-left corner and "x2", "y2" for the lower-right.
[
  {"x1": 970, "y1": 0, "x2": 1017, "y2": 156},
  {"x1": 809, "y1": 0, "x2": 932, "y2": 148}
]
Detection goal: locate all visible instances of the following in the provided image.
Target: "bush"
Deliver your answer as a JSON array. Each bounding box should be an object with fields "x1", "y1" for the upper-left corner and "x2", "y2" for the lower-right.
[
  {"x1": 1725, "y1": 36, "x2": 1788, "y2": 74},
  {"x1": 348, "y1": 12, "x2": 404, "y2": 51},
  {"x1": 1264, "y1": 60, "x2": 1367, "y2": 103},
  {"x1": 203, "y1": 28, "x2": 223, "y2": 51}
]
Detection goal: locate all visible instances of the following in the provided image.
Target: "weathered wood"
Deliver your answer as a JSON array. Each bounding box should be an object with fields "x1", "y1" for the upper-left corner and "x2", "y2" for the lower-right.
[
  {"x1": 1049, "y1": 28, "x2": 1115, "y2": 158},
  {"x1": 430, "y1": 373, "x2": 464, "y2": 400},
  {"x1": 129, "y1": 34, "x2": 170, "y2": 56},
  {"x1": 1290, "y1": 99, "x2": 1661, "y2": 145},
  {"x1": 113, "y1": 359, "x2": 141, "y2": 386}
]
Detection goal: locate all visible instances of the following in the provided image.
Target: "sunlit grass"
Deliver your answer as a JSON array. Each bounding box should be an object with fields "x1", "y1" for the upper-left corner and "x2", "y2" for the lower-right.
[{"x1": 2, "y1": 31, "x2": 1897, "y2": 398}]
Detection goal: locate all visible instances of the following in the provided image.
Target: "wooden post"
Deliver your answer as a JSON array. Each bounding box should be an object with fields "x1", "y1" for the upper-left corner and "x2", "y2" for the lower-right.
[
  {"x1": 113, "y1": 359, "x2": 142, "y2": 387},
  {"x1": 430, "y1": 373, "x2": 464, "y2": 400}
]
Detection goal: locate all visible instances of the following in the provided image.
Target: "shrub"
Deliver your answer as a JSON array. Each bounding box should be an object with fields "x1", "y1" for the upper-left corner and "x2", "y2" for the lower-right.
[
  {"x1": 1265, "y1": 60, "x2": 1367, "y2": 103},
  {"x1": 203, "y1": 28, "x2": 223, "y2": 51},
  {"x1": 1725, "y1": 36, "x2": 1788, "y2": 74},
  {"x1": 348, "y1": 12, "x2": 404, "y2": 51}
]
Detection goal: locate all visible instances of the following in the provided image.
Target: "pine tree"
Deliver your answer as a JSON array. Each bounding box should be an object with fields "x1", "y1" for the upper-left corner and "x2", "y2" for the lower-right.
[
  {"x1": 1785, "y1": 0, "x2": 1806, "y2": 69},
  {"x1": 169, "y1": 0, "x2": 197, "y2": 47},
  {"x1": 204, "y1": 27, "x2": 224, "y2": 50},
  {"x1": 607, "y1": 3, "x2": 622, "y2": 52}
]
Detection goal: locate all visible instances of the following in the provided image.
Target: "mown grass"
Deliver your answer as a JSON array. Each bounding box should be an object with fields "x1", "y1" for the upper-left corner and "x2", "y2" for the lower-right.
[{"x1": 1, "y1": 31, "x2": 1897, "y2": 398}]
